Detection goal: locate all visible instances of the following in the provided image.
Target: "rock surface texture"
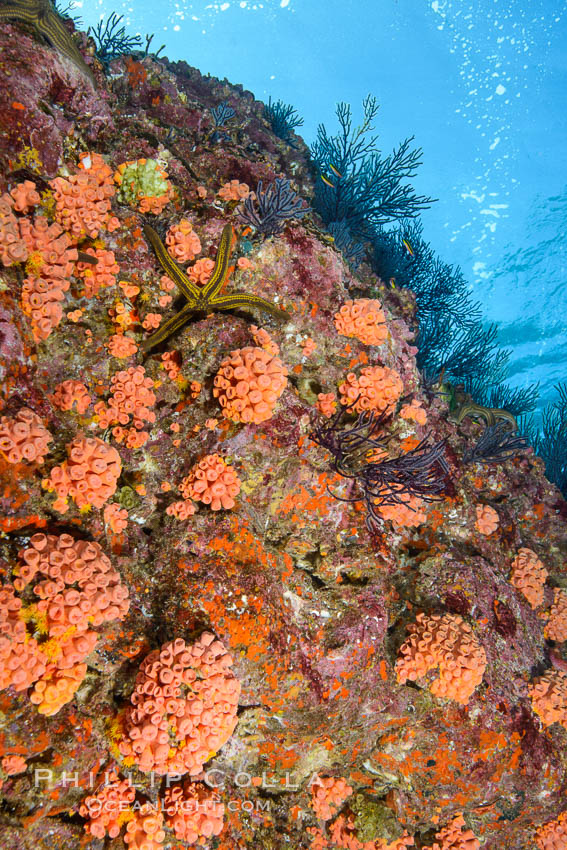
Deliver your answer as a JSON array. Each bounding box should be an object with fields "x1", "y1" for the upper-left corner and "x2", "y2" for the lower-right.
[{"x1": 0, "y1": 17, "x2": 566, "y2": 850}]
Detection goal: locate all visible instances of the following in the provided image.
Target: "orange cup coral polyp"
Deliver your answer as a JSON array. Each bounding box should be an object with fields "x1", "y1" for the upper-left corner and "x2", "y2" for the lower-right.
[
  {"x1": 213, "y1": 345, "x2": 288, "y2": 424},
  {"x1": 179, "y1": 453, "x2": 241, "y2": 511},
  {"x1": 334, "y1": 298, "x2": 388, "y2": 346}
]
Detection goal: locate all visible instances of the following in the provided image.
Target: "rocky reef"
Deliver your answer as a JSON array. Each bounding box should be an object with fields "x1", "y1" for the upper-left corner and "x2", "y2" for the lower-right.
[{"x1": 0, "y1": 13, "x2": 566, "y2": 850}]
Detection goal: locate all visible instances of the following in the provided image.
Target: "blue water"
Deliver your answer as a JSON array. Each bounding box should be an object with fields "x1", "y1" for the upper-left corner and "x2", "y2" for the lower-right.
[{"x1": 76, "y1": 0, "x2": 567, "y2": 414}]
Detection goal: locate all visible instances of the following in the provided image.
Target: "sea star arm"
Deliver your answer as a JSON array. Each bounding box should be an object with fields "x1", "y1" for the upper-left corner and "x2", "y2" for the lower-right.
[
  {"x1": 199, "y1": 223, "x2": 237, "y2": 302},
  {"x1": 143, "y1": 224, "x2": 201, "y2": 301},
  {"x1": 211, "y1": 292, "x2": 289, "y2": 320},
  {"x1": 141, "y1": 302, "x2": 196, "y2": 351}
]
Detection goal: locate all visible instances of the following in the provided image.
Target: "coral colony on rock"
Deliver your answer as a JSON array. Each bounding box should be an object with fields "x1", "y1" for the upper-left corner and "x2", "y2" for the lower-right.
[{"x1": 0, "y1": 4, "x2": 567, "y2": 850}]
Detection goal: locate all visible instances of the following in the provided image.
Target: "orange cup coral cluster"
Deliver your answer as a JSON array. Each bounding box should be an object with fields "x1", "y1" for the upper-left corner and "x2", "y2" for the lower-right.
[
  {"x1": 400, "y1": 399, "x2": 427, "y2": 426},
  {"x1": 213, "y1": 345, "x2": 288, "y2": 424},
  {"x1": 316, "y1": 392, "x2": 338, "y2": 418},
  {"x1": 42, "y1": 434, "x2": 122, "y2": 513},
  {"x1": 19, "y1": 215, "x2": 78, "y2": 340},
  {"x1": 161, "y1": 350, "x2": 182, "y2": 380},
  {"x1": 51, "y1": 380, "x2": 91, "y2": 415},
  {"x1": 475, "y1": 504, "x2": 499, "y2": 536},
  {"x1": 188, "y1": 256, "x2": 215, "y2": 286},
  {"x1": 76, "y1": 246, "x2": 120, "y2": 298},
  {"x1": 1, "y1": 754, "x2": 27, "y2": 775},
  {"x1": 0, "y1": 533, "x2": 129, "y2": 715},
  {"x1": 544, "y1": 589, "x2": 567, "y2": 641},
  {"x1": 104, "y1": 503, "x2": 129, "y2": 534},
  {"x1": 395, "y1": 612, "x2": 487, "y2": 705},
  {"x1": 311, "y1": 775, "x2": 353, "y2": 821},
  {"x1": 334, "y1": 298, "x2": 388, "y2": 346},
  {"x1": 250, "y1": 324, "x2": 280, "y2": 356},
  {"x1": 79, "y1": 771, "x2": 136, "y2": 839},
  {"x1": 165, "y1": 219, "x2": 201, "y2": 262},
  {"x1": 117, "y1": 632, "x2": 240, "y2": 776},
  {"x1": 177, "y1": 453, "x2": 241, "y2": 511},
  {"x1": 529, "y1": 670, "x2": 567, "y2": 730},
  {"x1": 9, "y1": 179, "x2": 41, "y2": 212},
  {"x1": 165, "y1": 499, "x2": 196, "y2": 521},
  {"x1": 0, "y1": 193, "x2": 27, "y2": 266},
  {"x1": 0, "y1": 407, "x2": 52, "y2": 464},
  {"x1": 339, "y1": 365, "x2": 403, "y2": 415},
  {"x1": 164, "y1": 780, "x2": 224, "y2": 843},
  {"x1": 94, "y1": 365, "x2": 156, "y2": 448},
  {"x1": 0, "y1": 181, "x2": 42, "y2": 264},
  {"x1": 422, "y1": 814, "x2": 479, "y2": 850},
  {"x1": 108, "y1": 333, "x2": 138, "y2": 358},
  {"x1": 124, "y1": 802, "x2": 165, "y2": 849},
  {"x1": 217, "y1": 179, "x2": 250, "y2": 202},
  {"x1": 50, "y1": 152, "x2": 118, "y2": 239},
  {"x1": 510, "y1": 547, "x2": 548, "y2": 609},
  {"x1": 536, "y1": 811, "x2": 567, "y2": 850}
]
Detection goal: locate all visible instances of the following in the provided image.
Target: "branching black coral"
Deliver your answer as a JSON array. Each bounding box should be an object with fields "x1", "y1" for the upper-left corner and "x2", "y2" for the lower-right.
[
  {"x1": 521, "y1": 382, "x2": 567, "y2": 498},
  {"x1": 265, "y1": 97, "x2": 304, "y2": 147},
  {"x1": 211, "y1": 101, "x2": 235, "y2": 127},
  {"x1": 54, "y1": 0, "x2": 81, "y2": 27},
  {"x1": 311, "y1": 95, "x2": 434, "y2": 241},
  {"x1": 464, "y1": 379, "x2": 540, "y2": 419},
  {"x1": 311, "y1": 407, "x2": 391, "y2": 477},
  {"x1": 462, "y1": 423, "x2": 530, "y2": 465},
  {"x1": 208, "y1": 101, "x2": 236, "y2": 143},
  {"x1": 311, "y1": 407, "x2": 448, "y2": 532},
  {"x1": 372, "y1": 219, "x2": 481, "y2": 331},
  {"x1": 240, "y1": 178, "x2": 309, "y2": 236},
  {"x1": 418, "y1": 321, "x2": 510, "y2": 392},
  {"x1": 88, "y1": 12, "x2": 142, "y2": 65},
  {"x1": 327, "y1": 219, "x2": 366, "y2": 268}
]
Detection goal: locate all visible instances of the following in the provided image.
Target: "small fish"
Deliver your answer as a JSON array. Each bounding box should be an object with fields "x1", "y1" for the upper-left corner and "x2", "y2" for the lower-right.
[
  {"x1": 328, "y1": 163, "x2": 343, "y2": 179},
  {"x1": 402, "y1": 238, "x2": 414, "y2": 257},
  {"x1": 320, "y1": 175, "x2": 335, "y2": 189},
  {"x1": 389, "y1": 277, "x2": 396, "y2": 289},
  {"x1": 11, "y1": 101, "x2": 26, "y2": 111},
  {"x1": 77, "y1": 251, "x2": 99, "y2": 265}
]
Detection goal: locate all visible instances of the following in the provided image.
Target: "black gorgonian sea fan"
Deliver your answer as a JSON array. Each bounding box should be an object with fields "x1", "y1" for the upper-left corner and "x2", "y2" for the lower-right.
[
  {"x1": 462, "y1": 423, "x2": 530, "y2": 465},
  {"x1": 328, "y1": 219, "x2": 366, "y2": 268},
  {"x1": 265, "y1": 97, "x2": 304, "y2": 147},
  {"x1": 310, "y1": 405, "x2": 449, "y2": 532},
  {"x1": 88, "y1": 13, "x2": 143, "y2": 65},
  {"x1": 209, "y1": 102, "x2": 236, "y2": 143},
  {"x1": 311, "y1": 94, "x2": 434, "y2": 241},
  {"x1": 240, "y1": 178, "x2": 310, "y2": 236},
  {"x1": 211, "y1": 101, "x2": 235, "y2": 128}
]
